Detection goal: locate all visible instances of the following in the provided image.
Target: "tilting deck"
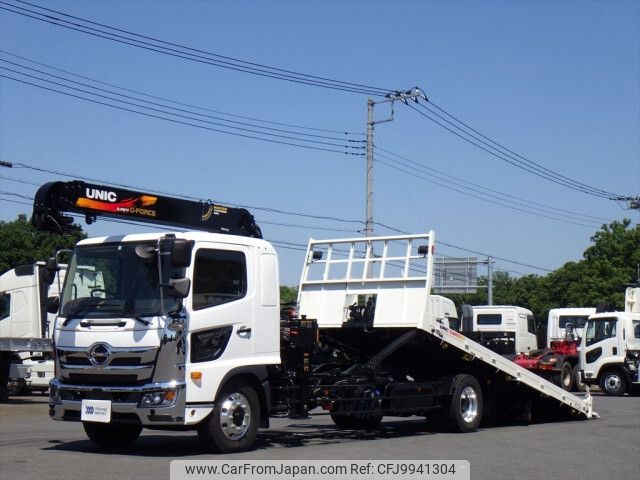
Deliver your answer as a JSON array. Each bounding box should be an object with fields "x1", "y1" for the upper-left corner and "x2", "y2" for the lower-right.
[{"x1": 298, "y1": 232, "x2": 595, "y2": 419}]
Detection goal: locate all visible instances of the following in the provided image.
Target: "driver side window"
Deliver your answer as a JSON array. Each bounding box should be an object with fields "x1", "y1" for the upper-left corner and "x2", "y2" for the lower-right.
[
  {"x1": 192, "y1": 249, "x2": 247, "y2": 310},
  {"x1": 585, "y1": 318, "x2": 617, "y2": 346}
]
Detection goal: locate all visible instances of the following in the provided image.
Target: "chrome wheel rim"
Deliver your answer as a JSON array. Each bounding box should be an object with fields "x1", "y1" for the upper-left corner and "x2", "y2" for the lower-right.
[
  {"x1": 605, "y1": 375, "x2": 622, "y2": 392},
  {"x1": 460, "y1": 386, "x2": 478, "y2": 423},
  {"x1": 219, "y1": 392, "x2": 251, "y2": 440},
  {"x1": 562, "y1": 368, "x2": 572, "y2": 388}
]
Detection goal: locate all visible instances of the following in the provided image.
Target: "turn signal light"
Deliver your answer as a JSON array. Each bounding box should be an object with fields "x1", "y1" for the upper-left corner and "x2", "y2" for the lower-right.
[{"x1": 191, "y1": 371, "x2": 202, "y2": 380}]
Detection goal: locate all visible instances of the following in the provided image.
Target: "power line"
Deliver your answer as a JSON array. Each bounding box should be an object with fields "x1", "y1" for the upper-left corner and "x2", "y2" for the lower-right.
[
  {"x1": 0, "y1": 66, "x2": 364, "y2": 153},
  {"x1": 372, "y1": 221, "x2": 553, "y2": 272},
  {"x1": 374, "y1": 145, "x2": 611, "y2": 223},
  {"x1": 423, "y1": 100, "x2": 624, "y2": 198},
  {"x1": 374, "y1": 150, "x2": 605, "y2": 228},
  {"x1": 0, "y1": 49, "x2": 365, "y2": 137},
  {"x1": 407, "y1": 100, "x2": 628, "y2": 201},
  {"x1": 375, "y1": 157, "x2": 597, "y2": 228},
  {"x1": 0, "y1": 56, "x2": 365, "y2": 144},
  {"x1": 0, "y1": 73, "x2": 363, "y2": 156},
  {"x1": 1, "y1": 1, "x2": 392, "y2": 96},
  {"x1": 0, "y1": 161, "x2": 557, "y2": 273}
]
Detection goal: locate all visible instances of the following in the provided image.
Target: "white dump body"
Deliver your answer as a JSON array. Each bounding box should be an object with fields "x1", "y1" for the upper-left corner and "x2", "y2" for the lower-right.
[{"x1": 298, "y1": 232, "x2": 595, "y2": 419}]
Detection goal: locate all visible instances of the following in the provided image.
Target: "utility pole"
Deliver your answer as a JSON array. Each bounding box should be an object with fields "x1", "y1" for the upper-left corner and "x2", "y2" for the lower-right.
[
  {"x1": 486, "y1": 256, "x2": 494, "y2": 305},
  {"x1": 364, "y1": 88, "x2": 425, "y2": 237}
]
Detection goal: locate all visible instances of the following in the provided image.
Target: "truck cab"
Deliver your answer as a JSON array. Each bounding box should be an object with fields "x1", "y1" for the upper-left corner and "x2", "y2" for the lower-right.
[
  {"x1": 579, "y1": 288, "x2": 640, "y2": 396},
  {"x1": 0, "y1": 263, "x2": 65, "y2": 395},
  {"x1": 546, "y1": 307, "x2": 595, "y2": 347},
  {"x1": 461, "y1": 305, "x2": 537, "y2": 356},
  {"x1": 50, "y1": 231, "x2": 281, "y2": 433}
]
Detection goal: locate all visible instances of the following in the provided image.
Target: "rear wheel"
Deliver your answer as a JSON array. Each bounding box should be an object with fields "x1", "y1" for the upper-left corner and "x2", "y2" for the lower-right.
[
  {"x1": 599, "y1": 370, "x2": 627, "y2": 396},
  {"x1": 559, "y1": 362, "x2": 573, "y2": 391},
  {"x1": 83, "y1": 422, "x2": 142, "y2": 447},
  {"x1": 447, "y1": 374, "x2": 483, "y2": 433},
  {"x1": 197, "y1": 380, "x2": 260, "y2": 453}
]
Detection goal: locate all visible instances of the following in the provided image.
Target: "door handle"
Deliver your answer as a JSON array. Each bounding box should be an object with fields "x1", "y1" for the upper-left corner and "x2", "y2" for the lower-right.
[{"x1": 237, "y1": 326, "x2": 252, "y2": 335}]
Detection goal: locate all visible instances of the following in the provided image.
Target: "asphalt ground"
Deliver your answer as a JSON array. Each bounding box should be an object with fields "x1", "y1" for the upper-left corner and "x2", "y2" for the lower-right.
[{"x1": 1, "y1": 393, "x2": 638, "y2": 480}]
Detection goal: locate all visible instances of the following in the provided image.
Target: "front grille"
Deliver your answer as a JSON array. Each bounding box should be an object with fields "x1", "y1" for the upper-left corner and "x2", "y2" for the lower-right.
[
  {"x1": 67, "y1": 373, "x2": 145, "y2": 386},
  {"x1": 57, "y1": 345, "x2": 158, "y2": 385}
]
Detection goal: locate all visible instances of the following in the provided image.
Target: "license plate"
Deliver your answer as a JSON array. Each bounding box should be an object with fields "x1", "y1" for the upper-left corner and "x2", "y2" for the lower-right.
[{"x1": 81, "y1": 399, "x2": 112, "y2": 423}]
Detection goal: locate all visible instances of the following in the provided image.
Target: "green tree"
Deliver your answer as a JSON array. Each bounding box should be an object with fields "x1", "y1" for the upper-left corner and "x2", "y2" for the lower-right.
[
  {"x1": 452, "y1": 219, "x2": 639, "y2": 328},
  {"x1": 0, "y1": 215, "x2": 86, "y2": 273},
  {"x1": 279, "y1": 285, "x2": 298, "y2": 305}
]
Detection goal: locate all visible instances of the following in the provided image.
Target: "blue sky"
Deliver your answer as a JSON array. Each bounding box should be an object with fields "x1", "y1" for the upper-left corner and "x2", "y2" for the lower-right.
[{"x1": 0, "y1": 0, "x2": 638, "y2": 285}]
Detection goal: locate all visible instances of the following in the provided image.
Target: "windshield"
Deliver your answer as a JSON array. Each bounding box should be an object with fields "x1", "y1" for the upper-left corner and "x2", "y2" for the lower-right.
[
  {"x1": 60, "y1": 242, "x2": 181, "y2": 319},
  {"x1": 558, "y1": 315, "x2": 589, "y2": 329},
  {"x1": 585, "y1": 317, "x2": 617, "y2": 346}
]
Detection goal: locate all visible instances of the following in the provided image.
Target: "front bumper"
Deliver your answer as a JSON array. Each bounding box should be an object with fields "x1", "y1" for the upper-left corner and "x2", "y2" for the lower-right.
[{"x1": 48, "y1": 378, "x2": 187, "y2": 426}]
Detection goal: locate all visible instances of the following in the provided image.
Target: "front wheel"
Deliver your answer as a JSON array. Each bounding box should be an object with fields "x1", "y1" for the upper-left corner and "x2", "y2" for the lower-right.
[
  {"x1": 83, "y1": 422, "x2": 142, "y2": 447},
  {"x1": 197, "y1": 380, "x2": 260, "y2": 453},
  {"x1": 599, "y1": 370, "x2": 627, "y2": 396},
  {"x1": 447, "y1": 374, "x2": 483, "y2": 433}
]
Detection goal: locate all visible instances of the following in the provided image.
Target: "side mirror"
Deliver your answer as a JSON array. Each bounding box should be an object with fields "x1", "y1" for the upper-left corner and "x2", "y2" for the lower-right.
[
  {"x1": 47, "y1": 296, "x2": 60, "y2": 314},
  {"x1": 170, "y1": 239, "x2": 194, "y2": 268},
  {"x1": 42, "y1": 257, "x2": 59, "y2": 286},
  {"x1": 461, "y1": 304, "x2": 473, "y2": 333},
  {"x1": 166, "y1": 277, "x2": 191, "y2": 298}
]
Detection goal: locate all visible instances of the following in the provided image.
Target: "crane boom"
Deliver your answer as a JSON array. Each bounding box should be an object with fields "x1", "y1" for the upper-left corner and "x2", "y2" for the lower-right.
[{"x1": 32, "y1": 181, "x2": 262, "y2": 238}]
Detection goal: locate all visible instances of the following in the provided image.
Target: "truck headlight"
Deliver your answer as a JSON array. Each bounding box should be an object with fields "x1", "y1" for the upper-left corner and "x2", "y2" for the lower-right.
[{"x1": 139, "y1": 389, "x2": 178, "y2": 407}]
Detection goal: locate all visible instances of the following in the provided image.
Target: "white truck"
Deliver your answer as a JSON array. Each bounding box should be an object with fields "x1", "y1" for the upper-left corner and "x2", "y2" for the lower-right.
[
  {"x1": 0, "y1": 261, "x2": 104, "y2": 399},
  {"x1": 0, "y1": 262, "x2": 62, "y2": 399},
  {"x1": 33, "y1": 181, "x2": 595, "y2": 453},
  {"x1": 579, "y1": 288, "x2": 640, "y2": 396},
  {"x1": 546, "y1": 307, "x2": 595, "y2": 347},
  {"x1": 460, "y1": 305, "x2": 538, "y2": 356}
]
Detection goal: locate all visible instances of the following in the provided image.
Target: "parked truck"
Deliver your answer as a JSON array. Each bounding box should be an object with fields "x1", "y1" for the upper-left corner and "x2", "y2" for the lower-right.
[
  {"x1": 0, "y1": 262, "x2": 61, "y2": 399},
  {"x1": 0, "y1": 260, "x2": 105, "y2": 399},
  {"x1": 32, "y1": 180, "x2": 595, "y2": 453},
  {"x1": 546, "y1": 307, "x2": 595, "y2": 348},
  {"x1": 580, "y1": 288, "x2": 640, "y2": 396},
  {"x1": 460, "y1": 305, "x2": 538, "y2": 356}
]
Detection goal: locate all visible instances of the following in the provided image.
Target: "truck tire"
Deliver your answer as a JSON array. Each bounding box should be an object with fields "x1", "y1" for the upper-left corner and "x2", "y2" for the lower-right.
[
  {"x1": 83, "y1": 422, "x2": 142, "y2": 447},
  {"x1": 559, "y1": 362, "x2": 573, "y2": 391},
  {"x1": 599, "y1": 370, "x2": 627, "y2": 396},
  {"x1": 6, "y1": 378, "x2": 26, "y2": 397},
  {"x1": 330, "y1": 413, "x2": 382, "y2": 430},
  {"x1": 446, "y1": 374, "x2": 483, "y2": 433},
  {"x1": 197, "y1": 380, "x2": 260, "y2": 453},
  {"x1": 571, "y1": 364, "x2": 586, "y2": 392},
  {"x1": 0, "y1": 352, "x2": 10, "y2": 403}
]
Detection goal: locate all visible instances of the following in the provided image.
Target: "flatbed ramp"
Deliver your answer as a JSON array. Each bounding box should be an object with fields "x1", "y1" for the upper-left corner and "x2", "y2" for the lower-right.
[{"x1": 298, "y1": 232, "x2": 596, "y2": 420}]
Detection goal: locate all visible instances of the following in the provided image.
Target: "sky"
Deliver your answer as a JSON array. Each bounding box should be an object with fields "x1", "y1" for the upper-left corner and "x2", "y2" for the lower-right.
[{"x1": 0, "y1": 0, "x2": 638, "y2": 286}]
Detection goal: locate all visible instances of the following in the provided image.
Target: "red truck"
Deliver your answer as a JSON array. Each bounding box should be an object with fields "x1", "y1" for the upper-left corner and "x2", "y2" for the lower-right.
[{"x1": 514, "y1": 332, "x2": 583, "y2": 392}]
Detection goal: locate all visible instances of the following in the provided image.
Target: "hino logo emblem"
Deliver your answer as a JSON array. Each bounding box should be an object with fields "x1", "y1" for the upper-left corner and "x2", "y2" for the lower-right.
[{"x1": 88, "y1": 343, "x2": 112, "y2": 366}]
